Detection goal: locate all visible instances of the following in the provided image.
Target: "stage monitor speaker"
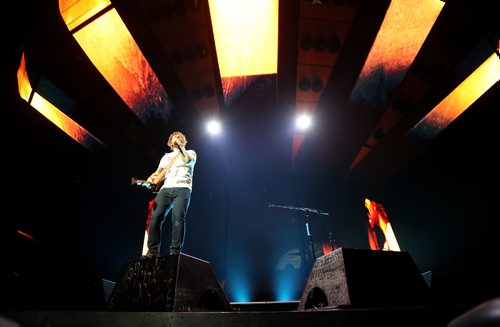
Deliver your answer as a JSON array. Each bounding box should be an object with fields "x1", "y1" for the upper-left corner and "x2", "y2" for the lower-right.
[
  {"x1": 107, "y1": 253, "x2": 232, "y2": 312},
  {"x1": 298, "y1": 247, "x2": 431, "y2": 310}
]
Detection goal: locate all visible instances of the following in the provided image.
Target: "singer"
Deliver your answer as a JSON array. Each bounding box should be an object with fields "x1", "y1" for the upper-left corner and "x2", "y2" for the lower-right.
[{"x1": 142, "y1": 131, "x2": 197, "y2": 258}]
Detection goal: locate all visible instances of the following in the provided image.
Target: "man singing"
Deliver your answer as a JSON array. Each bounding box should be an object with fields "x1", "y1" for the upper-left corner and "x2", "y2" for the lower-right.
[{"x1": 142, "y1": 131, "x2": 196, "y2": 258}]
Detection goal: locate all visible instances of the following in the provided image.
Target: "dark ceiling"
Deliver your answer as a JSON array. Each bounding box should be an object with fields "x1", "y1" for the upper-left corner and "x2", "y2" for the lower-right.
[{"x1": 8, "y1": 0, "x2": 500, "y2": 189}]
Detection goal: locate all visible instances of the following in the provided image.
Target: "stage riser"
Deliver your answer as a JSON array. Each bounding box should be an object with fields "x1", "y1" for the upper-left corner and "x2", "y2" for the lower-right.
[
  {"x1": 298, "y1": 247, "x2": 431, "y2": 309},
  {"x1": 107, "y1": 253, "x2": 232, "y2": 312}
]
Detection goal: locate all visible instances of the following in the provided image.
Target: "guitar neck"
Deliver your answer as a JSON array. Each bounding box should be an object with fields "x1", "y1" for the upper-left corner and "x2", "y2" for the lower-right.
[
  {"x1": 131, "y1": 178, "x2": 157, "y2": 191},
  {"x1": 131, "y1": 153, "x2": 181, "y2": 192}
]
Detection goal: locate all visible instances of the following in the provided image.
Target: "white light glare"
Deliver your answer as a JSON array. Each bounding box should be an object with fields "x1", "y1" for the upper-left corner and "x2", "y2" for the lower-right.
[
  {"x1": 295, "y1": 113, "x2": 312, "y2": 131},
  {"x1": 206, "y1": 119, "x2": 222, "y2": 135}
]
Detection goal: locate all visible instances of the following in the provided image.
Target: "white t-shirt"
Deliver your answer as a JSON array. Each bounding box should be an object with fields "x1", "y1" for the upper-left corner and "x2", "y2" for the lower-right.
[{"x1": 158, "y1": 149, "x2": 196, "y2": 190}]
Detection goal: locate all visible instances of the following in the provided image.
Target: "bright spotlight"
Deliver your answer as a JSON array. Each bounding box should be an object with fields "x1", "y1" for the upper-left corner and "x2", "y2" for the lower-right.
[
  {"x1": 295, "y1": 113, "x2": 312, "y2": 131},
  {"x1": 206, "y1": 119, "x2": 222, "y2": 135}
]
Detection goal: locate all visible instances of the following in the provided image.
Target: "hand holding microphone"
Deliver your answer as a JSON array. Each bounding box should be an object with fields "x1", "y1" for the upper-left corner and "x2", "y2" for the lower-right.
[{"x1": 175, "y1": 140, "x2": 186, "y2": 154}]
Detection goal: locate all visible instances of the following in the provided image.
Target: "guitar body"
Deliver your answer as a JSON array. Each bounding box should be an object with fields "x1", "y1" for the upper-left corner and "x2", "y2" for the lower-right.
[{"x1": 131, "y1": 152, "x2": 180, "y2": 192}]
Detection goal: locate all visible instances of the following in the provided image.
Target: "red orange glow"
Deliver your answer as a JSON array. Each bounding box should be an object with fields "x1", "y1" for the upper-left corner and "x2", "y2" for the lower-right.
[
  {"x1": 322, "y1": 241, "x2": 339, "y2": 256},
  {"x1": 17, "y1": 53, "x2": 105, "y2": 151},
  {"x1": 17, "y1": 230, "x2": 36, "y2": 242},
  {"x1": 208, "y1": 0, "x2": 278, "y2": 78},
  {"x1": 59, "y1": 0, "x2": 111, "y2": 32},
  {"x1": 350, "y1": 0, "x2": 444, "y2": 107},
  {"x1": 17, "y1": 53, "x2": 33, "y2": 102},
  {"x1": 59, "y1": 1, "x2": 171, "y2": 124},
  {"x1": 410, "y1": 53, "x2": 500, "y2": 139},
  {"x1": 291, "y1": 134, "x2": 305, "y2": 165},
  {"x1": 32, "y1": 93, "x2": 105, "y2": 150},
  {"x1": 365, "y1": 198, "x2": 401, "y2": 251}
]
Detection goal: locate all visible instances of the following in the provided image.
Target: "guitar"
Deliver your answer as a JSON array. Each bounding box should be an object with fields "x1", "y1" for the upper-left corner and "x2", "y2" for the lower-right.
[
  {"x1": 131, "y1": 177, "x2": 161, "y2": 191},
  {"x1": 131, "y1": 153, "x2": 181, "y2": 192}
]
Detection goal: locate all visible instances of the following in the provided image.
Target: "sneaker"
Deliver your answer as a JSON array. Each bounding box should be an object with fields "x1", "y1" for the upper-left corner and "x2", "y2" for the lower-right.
[
  {"x1": 169, "y1": 250, "x2": 180, "y2": 256},
  {"x1": 140, "y1": 251, "x2": 159, "y2": 259}
]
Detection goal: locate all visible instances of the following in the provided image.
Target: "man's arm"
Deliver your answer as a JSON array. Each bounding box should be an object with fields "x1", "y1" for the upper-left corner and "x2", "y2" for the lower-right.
[
  {"x1": 147, "y1": 167, "x2": 164, "y2": 184},
  {"x1": 178, "y1": 144, "x2": 193, "y2": 163}
]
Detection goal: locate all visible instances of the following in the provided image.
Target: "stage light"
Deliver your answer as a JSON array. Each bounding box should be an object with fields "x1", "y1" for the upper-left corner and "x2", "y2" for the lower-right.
[
  {"x1": 349, "y1": 0, "x2": 444, "y2": 109},
  {"x1": 328, "y1": 37, "x2": 341, "y2": 53},
  {"x1": 206, "y1": 119, "x2": 222, "y2": 135},
  {"x1": 300, "y1": 35, "x2": 314, "y2": 51},
  {"x1": 208, "y1": 0, "x2": 278, "y2": 78},
  {"x1": 298, "y1": 77, "x2": 311, "y2": 91},
  {"x1": 315, "y1": 36, "x2": 327, "y2": 52},
  {"x1": 295, "y1": 113, "x2": 312, "y2": 132},
  {"x1": 17, "y1": 53, "x2": 106, "y2": 151},
  {"x1": 311, "y1": 77, "x2": 324, "y2": 92},
  {"x1": 59, "y1": 0, "x2": 173, "y2": 124}
]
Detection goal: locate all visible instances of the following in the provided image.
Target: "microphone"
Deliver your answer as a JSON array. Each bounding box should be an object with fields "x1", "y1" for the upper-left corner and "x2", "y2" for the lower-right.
[{"x1": 175, "y1": 141, "x2": 184, "y2": 153}]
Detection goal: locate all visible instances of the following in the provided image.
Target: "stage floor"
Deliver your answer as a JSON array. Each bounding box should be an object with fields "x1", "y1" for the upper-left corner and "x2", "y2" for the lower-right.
[{"x1": 1, "y1": 303, "x2": 471, "y2": 327}]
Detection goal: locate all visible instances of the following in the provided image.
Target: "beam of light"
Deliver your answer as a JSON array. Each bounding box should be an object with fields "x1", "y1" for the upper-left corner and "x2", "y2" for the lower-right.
[
  {"x1": 274, "y1": 266, "x2": 303, "y2": 301},
  {"x1": 409, "y1": 52, "x2": 500, "y2": 139},
  {"x1": 349, "y1": 0, "x2": 444, "y2": 110},
  {"x1": 274, "y1": 248, "x2": 303, "y2": 301},
  {"x1": 59, "y1": 0, "x2": 172, "y2": 125},
  {"x1": 208, "y1": 0, "x2": 278, "y2": 78},
  {"x1": 225, "y1": 257, "x2": 252, "y2": 302},
  {"x1": 291, "y1": 134, "x2": 305, "y2": 166},
  {"x1": 17, "y1": 53, "x2": 106, "y2": 151},
  {"x1": 226, "y1": 276, "x2": 251, "y2": 302}
]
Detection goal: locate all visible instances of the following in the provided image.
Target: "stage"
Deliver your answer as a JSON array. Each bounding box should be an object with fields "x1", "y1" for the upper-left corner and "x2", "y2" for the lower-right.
[
  {"x1": 2, "y1": 249, "x2": 494, "y2": 326},
  {"x1": 1, "y1": 302, "x2": 474, "y2": 327}
]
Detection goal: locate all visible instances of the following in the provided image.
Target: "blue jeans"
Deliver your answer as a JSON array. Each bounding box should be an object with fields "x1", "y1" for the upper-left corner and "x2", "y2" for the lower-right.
[{"x1": 147, "y1": 187, "x2": 191, "y2": 255}]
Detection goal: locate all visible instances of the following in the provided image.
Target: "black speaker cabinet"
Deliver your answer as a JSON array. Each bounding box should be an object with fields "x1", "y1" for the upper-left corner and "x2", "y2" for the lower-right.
[
  {"x1": 107, "y1": 253, "x2": 232, "y2": 312},
  {"x1": 298, "y1": 247, "x2": 430, "y2": 310}
]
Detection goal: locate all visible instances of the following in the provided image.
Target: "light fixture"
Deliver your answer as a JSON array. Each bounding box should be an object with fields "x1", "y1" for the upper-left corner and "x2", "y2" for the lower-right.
[
  {"x1": 206, "y1": 119, "x2": 222, "y2": 135},
  {"x1": 295, "y1": 113, "x2": 312, "y2": 131}
]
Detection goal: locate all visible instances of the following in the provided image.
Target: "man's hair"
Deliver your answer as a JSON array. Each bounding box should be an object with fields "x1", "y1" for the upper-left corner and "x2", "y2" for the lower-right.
[{"x1": 167, "y1": 131, "x2": 187, "y2": 150}]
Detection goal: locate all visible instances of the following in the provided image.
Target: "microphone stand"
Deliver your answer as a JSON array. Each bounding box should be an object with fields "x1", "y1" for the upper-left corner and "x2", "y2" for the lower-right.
[{"x1": 269, "y1": 204, "x2": 331, "y2": 265}]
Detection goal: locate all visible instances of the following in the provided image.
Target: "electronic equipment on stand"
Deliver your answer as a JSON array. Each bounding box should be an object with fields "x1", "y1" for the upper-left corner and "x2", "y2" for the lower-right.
[{"x1": 269, "y1": 204, "x2": 331, "y2": 266}]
